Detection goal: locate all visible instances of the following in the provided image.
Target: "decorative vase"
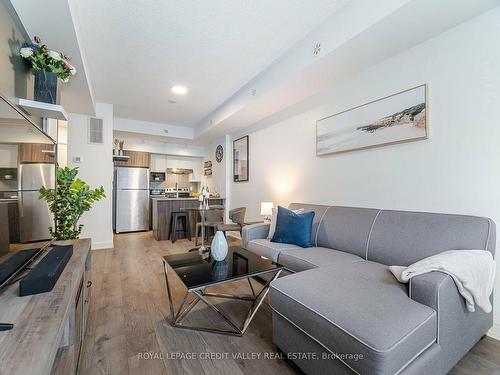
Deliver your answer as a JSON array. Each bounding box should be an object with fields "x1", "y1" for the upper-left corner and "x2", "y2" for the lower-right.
[
  {"x1": 34, "y1": 70, "x2": 59, "y2": 104},
  {"x1": 211, "y1": 231, "x2": 228, "y2": 261},
  {"x1": 211, "y1": 260, "x2": 228, "y2": 281}
]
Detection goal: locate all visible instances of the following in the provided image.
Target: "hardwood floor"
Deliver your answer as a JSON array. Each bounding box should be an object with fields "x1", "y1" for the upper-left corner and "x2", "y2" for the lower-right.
[{"x1": 79, "y1": 231, "x2": 500, "y2": 375}]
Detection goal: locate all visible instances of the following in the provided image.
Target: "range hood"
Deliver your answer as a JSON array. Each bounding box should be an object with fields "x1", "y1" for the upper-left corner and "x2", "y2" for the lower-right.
[{"x1": 166, "y1": 168, "x2": 193, "y2": 174}]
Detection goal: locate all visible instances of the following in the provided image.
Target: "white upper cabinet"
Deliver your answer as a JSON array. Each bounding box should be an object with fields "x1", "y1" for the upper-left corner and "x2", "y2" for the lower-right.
[
  {"x1": 189, "y1": 159, "x2": 202, "y2": 182},
  {"x1": 150, "y1": 154, "x2": 167, "y2": 172},
  {"x1": 166, "y1": 157, "x2": 185, "y2": 169},
  {"x1": 150, "y1": 154, "x2": 202, "y2": 181}
]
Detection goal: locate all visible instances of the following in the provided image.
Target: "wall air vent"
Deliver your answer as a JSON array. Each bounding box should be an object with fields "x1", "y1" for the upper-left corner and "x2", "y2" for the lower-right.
[{"x1": 88, "y1": 117, "x2": 103, "y2": 144}]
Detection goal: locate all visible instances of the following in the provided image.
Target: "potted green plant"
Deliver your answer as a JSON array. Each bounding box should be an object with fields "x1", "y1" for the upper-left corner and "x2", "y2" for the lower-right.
[
  {"x1": 19, "y1": 36, "x2": 77, "y2": 104},
  {"x1": 39, "y1": 167, "x2": 105, "y2": 240}
]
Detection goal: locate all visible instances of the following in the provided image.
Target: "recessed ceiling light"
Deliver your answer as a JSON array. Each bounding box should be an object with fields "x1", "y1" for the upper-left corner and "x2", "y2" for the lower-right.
[{"x1": 171, "y1": 85, "x2": 188, "y2": 95}]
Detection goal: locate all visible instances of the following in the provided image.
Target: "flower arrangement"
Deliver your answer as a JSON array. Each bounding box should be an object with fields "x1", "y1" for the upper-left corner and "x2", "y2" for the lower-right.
[{"x1": 19, "y1": 36, "x2": 76, "y2": 82}]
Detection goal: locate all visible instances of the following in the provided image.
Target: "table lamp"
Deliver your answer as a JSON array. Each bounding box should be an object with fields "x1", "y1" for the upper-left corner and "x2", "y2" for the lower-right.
[{"x1": 260, "y1": 202, "x2": 274, "y2": 223}]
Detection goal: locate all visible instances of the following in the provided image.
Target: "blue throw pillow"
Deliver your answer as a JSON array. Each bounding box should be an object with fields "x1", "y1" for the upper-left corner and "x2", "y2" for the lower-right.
[{"x1": 271, "y1": 206, "x2": 315, "y2": 248}]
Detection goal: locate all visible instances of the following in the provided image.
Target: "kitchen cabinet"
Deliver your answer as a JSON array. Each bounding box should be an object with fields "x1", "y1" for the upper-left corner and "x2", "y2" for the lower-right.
[
  {"x1": 150, "y1": 154, "x2": 167, "y2": 172},
  {"x1": 0, "y1": 144, "x2": 18, "y2": 168},
  {"x1": 166, "y1": 157, "x2": 187, "y2": 169},
  {"x1": 189, "y1": 159, "x2": 202, "y2": 182},
  {"x1": 150, "y1": 155, "x2": 202, "y2": 181},
  {"x1": 18, "y1": 143, "x2": 56, "y2": 163},
  {"x1": 113, "y1": 150, "x2": 150, "y2": 168}
]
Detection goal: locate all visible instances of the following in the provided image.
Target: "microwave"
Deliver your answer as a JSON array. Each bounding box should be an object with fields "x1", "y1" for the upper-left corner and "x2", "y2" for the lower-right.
[{"x1": 150, "y1": 172, "x2": 166, "y2": 182}]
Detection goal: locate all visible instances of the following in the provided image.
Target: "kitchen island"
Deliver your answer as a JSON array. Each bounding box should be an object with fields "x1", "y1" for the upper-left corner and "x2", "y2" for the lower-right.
[{"x1": 152, "y1": 197, "x2": 225, "y2": 241}]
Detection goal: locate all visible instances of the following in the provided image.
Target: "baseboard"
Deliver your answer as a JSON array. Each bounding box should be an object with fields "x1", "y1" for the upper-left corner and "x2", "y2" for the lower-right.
[
  {"x1": 91, "y1": 240, "x2": 114, "y2": 250},
  {"x1": 487, "y1": 322, "x2": 500, "y2": 341}
]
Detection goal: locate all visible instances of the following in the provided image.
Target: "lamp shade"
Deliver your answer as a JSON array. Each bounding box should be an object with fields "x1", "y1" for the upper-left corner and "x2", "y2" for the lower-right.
[{"x1": 260, "y1": 202, "x2": 274, "y2": 216}]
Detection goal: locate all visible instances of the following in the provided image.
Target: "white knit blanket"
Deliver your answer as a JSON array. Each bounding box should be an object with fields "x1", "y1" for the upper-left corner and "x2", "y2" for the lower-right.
[{"x1": 390, "y1": 250, "x2": 496, "y2": 313}]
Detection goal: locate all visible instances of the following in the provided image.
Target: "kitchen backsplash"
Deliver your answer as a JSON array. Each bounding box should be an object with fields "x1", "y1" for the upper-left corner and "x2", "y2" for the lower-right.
[
  {"x1": 166, "y1": 173, "x2": 189, "y2": 187},
  {"x1": 150, "y1": 180, "x2": 167, "y2": 189}
]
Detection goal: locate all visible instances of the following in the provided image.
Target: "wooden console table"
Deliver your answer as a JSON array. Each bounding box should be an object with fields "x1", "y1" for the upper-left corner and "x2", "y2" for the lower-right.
[{"x1": 0, "y1": 239, "x2": 92, "y2": 375}]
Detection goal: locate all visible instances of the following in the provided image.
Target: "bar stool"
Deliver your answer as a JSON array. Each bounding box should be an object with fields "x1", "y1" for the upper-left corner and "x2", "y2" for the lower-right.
[{"x1": 169, "y1": 212, "x2": 191, "y2": 243}]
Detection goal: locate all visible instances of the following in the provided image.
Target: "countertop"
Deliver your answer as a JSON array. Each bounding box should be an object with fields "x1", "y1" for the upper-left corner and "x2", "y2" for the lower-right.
[{"x1": 151, "y1": 197, "x2": 225, "y2": 201}]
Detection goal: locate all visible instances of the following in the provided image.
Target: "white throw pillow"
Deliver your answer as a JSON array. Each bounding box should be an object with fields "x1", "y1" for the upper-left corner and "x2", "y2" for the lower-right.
[{"x1": 267, "y1": 207, "x2": 304, "y2": 239}]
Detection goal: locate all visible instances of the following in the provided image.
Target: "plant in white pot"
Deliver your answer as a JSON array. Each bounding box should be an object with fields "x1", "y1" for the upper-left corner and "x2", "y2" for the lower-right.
[{"x1": 19, "y1": 36, "x2": 76, "y2": 104}]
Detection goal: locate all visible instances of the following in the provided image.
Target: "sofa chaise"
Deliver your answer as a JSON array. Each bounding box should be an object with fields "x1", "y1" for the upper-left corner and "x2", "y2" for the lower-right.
[{"x1": 242, "y1": 203, "x2": 496, "y2": 375}]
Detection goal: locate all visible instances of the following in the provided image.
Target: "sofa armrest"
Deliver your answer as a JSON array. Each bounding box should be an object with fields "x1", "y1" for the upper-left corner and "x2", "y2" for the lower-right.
[
  {"x1": 409, "y1": 271, "x2": 492, "y2": 347},
  {"x1": 409, "y1": 271, "x2": 449, "y2": 312},
  {"x1": 242, "y1": 223, "x2": 270, "y2": 248}
]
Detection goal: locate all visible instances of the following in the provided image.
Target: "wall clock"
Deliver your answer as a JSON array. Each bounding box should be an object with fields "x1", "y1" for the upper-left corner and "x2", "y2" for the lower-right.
[{"x1": 215, "y1": 145, "x2": 223, "y2": 163}]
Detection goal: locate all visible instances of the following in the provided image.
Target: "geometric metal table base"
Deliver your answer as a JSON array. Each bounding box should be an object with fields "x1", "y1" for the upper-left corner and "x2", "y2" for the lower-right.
[{"x1": 164, "y1": 262, "x2": 282, "y2": 336}]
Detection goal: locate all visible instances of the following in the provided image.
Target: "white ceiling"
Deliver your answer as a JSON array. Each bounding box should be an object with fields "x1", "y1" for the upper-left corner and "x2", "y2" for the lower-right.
[{"x1": 74, "y1": 0, "x2": 351, "y2": 127}]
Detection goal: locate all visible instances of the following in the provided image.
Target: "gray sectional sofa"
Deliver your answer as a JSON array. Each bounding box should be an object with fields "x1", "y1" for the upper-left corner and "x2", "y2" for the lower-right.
[{"x1": 242, "y1": 204, "x2": 496, "y2": 375}]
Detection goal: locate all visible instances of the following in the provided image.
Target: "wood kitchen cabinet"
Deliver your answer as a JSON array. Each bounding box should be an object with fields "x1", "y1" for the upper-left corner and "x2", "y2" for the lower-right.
[
  {"x1": 18, "y1": 143, "x2": 56, "y2": 163},
  {"x1": 114, "y1": 150, "x2": 150, "y2": 168}
]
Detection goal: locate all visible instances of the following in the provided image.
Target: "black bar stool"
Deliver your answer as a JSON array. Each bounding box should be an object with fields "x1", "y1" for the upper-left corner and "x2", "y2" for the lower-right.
[{"x1": 169, "y1": 212, "x2": 191, "y2": 243}]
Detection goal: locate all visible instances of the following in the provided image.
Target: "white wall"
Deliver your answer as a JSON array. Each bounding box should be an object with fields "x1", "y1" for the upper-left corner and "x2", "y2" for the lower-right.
[
  {"x1": 68, "y1": 103, "x2": 114, "y2": 249},
  {"x1": 202, "y1": 136, "x2": 230, "y2": 198},
  {"x1": 230, "y1": 8, "x2": 500, "y2": 337}
]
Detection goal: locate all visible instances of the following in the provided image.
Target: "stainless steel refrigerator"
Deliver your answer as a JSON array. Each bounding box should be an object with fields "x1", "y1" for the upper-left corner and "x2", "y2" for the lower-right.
[
  {"x1": 18, "y1": 163, "x2": 55, "y2": 242},
  {"x1": 113, "y1": 167, "x2": 150, "y2": 233}
]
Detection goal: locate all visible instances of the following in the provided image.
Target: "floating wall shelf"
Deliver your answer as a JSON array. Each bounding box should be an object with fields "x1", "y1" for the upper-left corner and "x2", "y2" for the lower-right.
[
  {"x1": 112, "y1": 155, "x2": 130, "y2": 162},
  {"x1": 14, "y1": 98, "x2": 68, "y2": 121}
]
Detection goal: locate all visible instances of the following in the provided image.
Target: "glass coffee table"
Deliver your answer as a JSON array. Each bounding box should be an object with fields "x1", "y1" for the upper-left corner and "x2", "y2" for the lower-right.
[{"x1": 163, "y1": 246, "x2": 283, "y2": 336}]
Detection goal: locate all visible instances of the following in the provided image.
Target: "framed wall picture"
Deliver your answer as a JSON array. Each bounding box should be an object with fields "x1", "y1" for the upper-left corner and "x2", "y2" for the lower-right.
[
  {"x1": 316, "y1": 84, "x2": 428, "y2": 156},
  {"x1": 233, "y1": 135, "x2": 248, "y2": 182}
]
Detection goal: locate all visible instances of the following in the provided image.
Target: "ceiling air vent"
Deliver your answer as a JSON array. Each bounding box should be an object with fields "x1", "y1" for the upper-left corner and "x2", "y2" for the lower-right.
[
  {"x1": 312, "y1": 42, "x2": 322, "y2": 56},
  {"x1": 88, "y1": 117, "x2": 103, "y2": 144}
]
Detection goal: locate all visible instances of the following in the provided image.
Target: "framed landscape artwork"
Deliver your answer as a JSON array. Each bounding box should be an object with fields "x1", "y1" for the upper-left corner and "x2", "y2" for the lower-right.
[
  {"x1": 316, "y1": 84, "x2": 428, "y2": 156},
  {"x1": 233, "y1": 135, "x2": 249, "y2": 182}
]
